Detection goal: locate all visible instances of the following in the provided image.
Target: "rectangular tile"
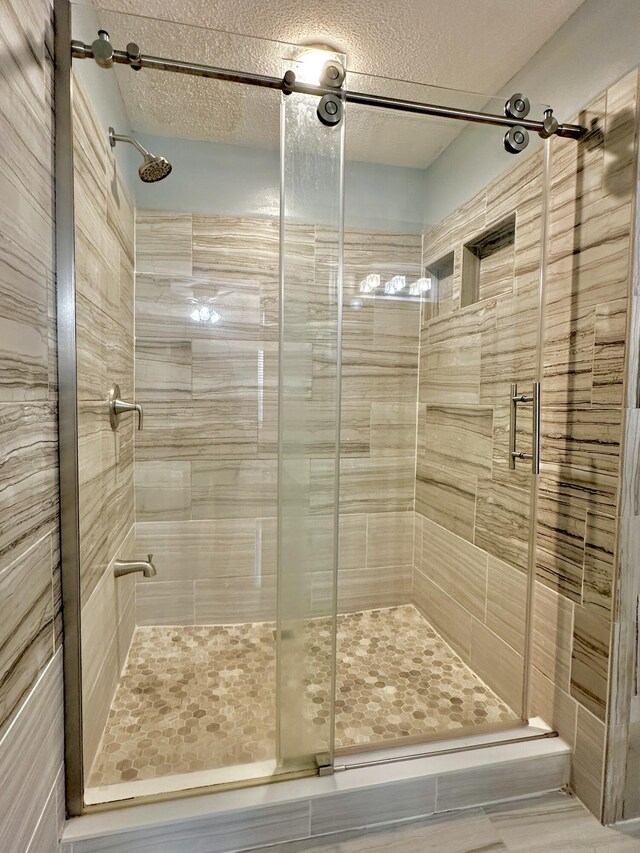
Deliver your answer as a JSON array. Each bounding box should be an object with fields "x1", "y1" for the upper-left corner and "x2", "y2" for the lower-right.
[
  {"x1": 583, "y1": 511, "x2": 616, "y2": 614},
  {"x1": 194, "y1": 576, "x2": 276, "y2": 624},
  {"x1": 135, "y1": 461, "x2": 191, "y2": 522},
  {"x1": 0, "y1": 535, "x2": 53, "y2": 736},
  {"x1": 316, "y1": 344, "x2": 418, "y2": 403},
  {"x1": 570, "y1": 602, "x2": 610, "y2": 721},
  {"x1": 423, "y1": 405, "x2": 493, "y2": 478},
  {"x1": 571, "y1": 705, "x2": 606, "y2": 818},
  {"x1": 436, "y1": 754, "x2": 568, "y2": 812},
  {"x1": 135, "y1": 580, "x2": 195, "y2": 626},
  {"x1": 0, "y1": 403, "x2": 57, "y2": 575},
  {"x1": 0, "y1": 232, "x2": 49, "y2": 401},
  {"x1": 530, "y1": 667, "x2": 578, "y2": 747},
  {"x1": 469, "y1": 620, "x2": 523, "y2": 713},
  {"x1": 592, "y1": 297, "x2": 627, "y2": 406},
  {"x1": 134, "y1": 273, "x2": 261, "y2": 342},
  {"x1": 68, "y1": 802, "x2": 311, "y2": 853},
  {"x1": 413, "y1": 568, "x2": 472, "y2": 661},
  {"x1": 135, "y1": 341, "x2": 192, "y2": 401},
  {"x1": 415, "y1": 462, "x2": 476, "y2": 542},
  {"x1": 535, "y1": 479, "x2": 586, "y2": 603},
  {"x1": 192, "y1": 460, "x2": 277, "y2": 519},
  {"x1": 310, "y1": 777, "x2": 436, "y2": 835},
  {"x1": 331, "y1": 457, "x2": 414, "y2": 515},
  {"x1": 135, "y1": 519, "x2": 258, "y2": 581},
  {"x1": 135, "y1": 211, "x2": 192, "y2": 276},
  {"x1": 135, "y1": 401, "x2": 257, "y2": 462},
  {"x1": 474, "y1": 478, "x2": 530, "y2": 573},
  {"x1": 486, "y1": 555, "x2": 528, "y2": 654},
  {"x1": 366, "y1": 511, "x2": 413, "y2": 568},
  {"x1": 421, "y1": 517, "x2": 487, "y2": 621},
  {"x1": 369, "y1": 402, "x2": 417, "y2": 457},
  {"x1": 531, "y1": 582, "x2": 574, "y2": 691},
  {"x1": 338, "y1": 565, "x2": 412, "y2": 612},
  {"x1": 0, "y1": 652, "x2": 63, "y2": 853},
  {"x1": 421, "y1": 333, "x2": 481, "y2": 405},
  {"x1": 192, "y1": 215, "x2": 279, "y2": 282},
  {"x1": 192, "y1": 340, "x2": 280, "y2": 402}
]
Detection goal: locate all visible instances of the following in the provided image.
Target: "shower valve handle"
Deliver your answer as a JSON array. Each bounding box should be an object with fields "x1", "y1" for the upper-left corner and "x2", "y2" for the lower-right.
[{"x1": 108, "y1": 384, "x2": 144, "y2": 431}]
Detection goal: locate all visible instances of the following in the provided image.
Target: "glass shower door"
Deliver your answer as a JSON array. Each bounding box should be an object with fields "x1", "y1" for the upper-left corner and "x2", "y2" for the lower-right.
[
  {"x1": 329, "y1": 71, "x2": 552, "y2": 753},
  {"x1": 276, "y1": 51, "x2": 345, "y2": 773}
]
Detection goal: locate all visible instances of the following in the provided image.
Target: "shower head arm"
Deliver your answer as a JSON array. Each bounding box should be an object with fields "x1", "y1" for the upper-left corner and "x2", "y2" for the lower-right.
[{"x1": 108, "y1": 127, "x2": 151, "y2": 158}]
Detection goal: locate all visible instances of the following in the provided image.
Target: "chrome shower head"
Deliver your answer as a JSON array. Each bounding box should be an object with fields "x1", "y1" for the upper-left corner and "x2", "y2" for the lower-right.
[
  {"x1": 108, "y1": 127, "x2": 172, "y2": 183},
  {"x1": 138, "y1": 154, "x2": 172, "y2": 183}
]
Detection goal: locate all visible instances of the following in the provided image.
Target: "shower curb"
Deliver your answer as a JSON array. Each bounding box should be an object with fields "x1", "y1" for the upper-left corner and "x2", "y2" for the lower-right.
[{"x1": 61, "y1": 731, "x2": 570, "y2": 852}]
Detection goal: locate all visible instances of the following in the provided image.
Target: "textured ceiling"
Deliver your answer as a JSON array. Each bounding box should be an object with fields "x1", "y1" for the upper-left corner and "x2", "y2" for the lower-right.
[{"x1": 83, "y1": 0, "x2": 586, "y2": 168}]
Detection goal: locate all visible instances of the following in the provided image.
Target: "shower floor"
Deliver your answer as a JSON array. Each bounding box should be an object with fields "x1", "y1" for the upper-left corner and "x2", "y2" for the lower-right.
[{"x1": 88, "y1": 605, "x2": 516, "y2": 789}]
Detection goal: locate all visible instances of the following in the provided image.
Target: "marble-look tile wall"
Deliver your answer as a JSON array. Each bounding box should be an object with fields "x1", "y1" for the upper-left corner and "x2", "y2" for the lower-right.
[
  {"x1": 413, "y1": 70, "x2": 640, "y2": 820},
  {"x1": 414, "y1": 147, "x2": 543, "y2": 718},
  {"x1": 0, "y1": 0, "x2": 65, "y2": 849},
  {"x1": 133, "y1": 215, "x2": 420, "y2": 623},
  {"x1": 73, "y1": 77, "x2": 137, "y2": 777}
]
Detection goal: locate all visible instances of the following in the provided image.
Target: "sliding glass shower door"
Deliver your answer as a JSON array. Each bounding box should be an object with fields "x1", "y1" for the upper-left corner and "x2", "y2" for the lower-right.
[{"x1": 276, "y1": 50, "x2": 345, "y2": 773}]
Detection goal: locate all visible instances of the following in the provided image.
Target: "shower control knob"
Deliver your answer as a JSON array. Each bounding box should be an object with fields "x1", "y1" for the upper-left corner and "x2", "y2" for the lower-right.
[{"x1": 503, "y1": 125, "x2": 529, "y2": 154}]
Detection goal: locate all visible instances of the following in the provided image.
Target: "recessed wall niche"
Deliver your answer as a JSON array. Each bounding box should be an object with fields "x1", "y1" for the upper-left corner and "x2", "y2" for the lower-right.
[
  {"x1": 461, "y1": 214, "x2": 516, "y2": 307},
  {"x1": 423, "y1": 251, "x2": 454, "y2": 322}
]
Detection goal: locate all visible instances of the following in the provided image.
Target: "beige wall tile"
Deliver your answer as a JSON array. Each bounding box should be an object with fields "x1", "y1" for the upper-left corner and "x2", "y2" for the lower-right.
[
  {"x1": 192, "y1": 459, "x2": 277, "y2": 519},
  {"x1": 135, "y1": 341, "x2": 192, "y2": 400},
  {"x1": 415, "y1": 462, "x2": 476, "y2": 542},
  {"x1": 135, "y1": 401, "x2": 257, "y2": 462},
  {"x1": 420, "y1": 333, "x2": 481, "y2": 406},
  {"x1": 135, "y1": 519, "x2": 258, "y2": 581},
  {"x1": 593, "y1": 298, "x2": 627, "y2": 406},
  {"x1": 571, "y1": 602, "x2": 610, "y2": 721},
  {"x1": 421, "y1": 517, "x2": 487, "y2": 622},
  {"x1": 0, "y1": 536, "x2": 54, "y2": 734},
  {"x1": 536, "y1": 478, "x2": 586, "y2": 603},
  {"x1": 135, "y1": 461, "x2": 191, "y2": 522},
  {"x1": 413, "y1": 569, "x2": 472, "y2": 662},
  {"x1": 532, "y1": 582, "x2": 574, "y2": 691},
  {"x1": 486, "y1": 556, "x2": 528, "y2": 654},
  {"x1": 474, "y1": 478, "x2": 530, "y2": 573},
  {"x1": 339, "y1": 566, "x2": 412, "y2": 612},
  {"x1": 135, "y1": 211, "x2": 192, "y2": 276},
  {"x1": 367, "y1": 511, "x2": 413, "y2": 568},
  {"x1": 572, "y1": 706, "x2": 606, "y2": 818},
  {"x1": 530, "y1": 667, "x2": 578, "y2": 747},
  {"x1": 583, "y1": 511, "x2": 616, "y2": 614},
  {"x1": 136, "y1": 580, "x2": 195, "y2": 626},
  {"x1": 370, "y1": 402, "x2": 417, "y2": 457},
  {"x1": 470, "y1": 621, "x2": 524, "y2": 713},
  {"x1": 423, "y1": 405, "x2": 493, "y2": 479},
  {"x1": 194, "y1": 576, "x2": 276, "y2": 624}
]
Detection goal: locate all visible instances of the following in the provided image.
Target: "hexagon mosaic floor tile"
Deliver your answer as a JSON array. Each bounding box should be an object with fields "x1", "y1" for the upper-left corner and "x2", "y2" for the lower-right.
[{"x1": 88, "y1": 605, "x2": 516, "y2": 788}]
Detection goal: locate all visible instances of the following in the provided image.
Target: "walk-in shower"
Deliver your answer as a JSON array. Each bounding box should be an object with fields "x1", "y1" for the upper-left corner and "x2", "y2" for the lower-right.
[{"x1": 56, "y1": 0, "x2": 594, "y2": 821}]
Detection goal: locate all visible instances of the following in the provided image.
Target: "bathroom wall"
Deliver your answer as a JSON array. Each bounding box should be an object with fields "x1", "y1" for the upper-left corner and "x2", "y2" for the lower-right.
[
  {"x1": 414, "y1": 69, "x2": 640, "y2": 819},
  {"x1": 133, "y1": 212, "x2": 420, "y2": 624},
  {"x1": 72, "y1": 76, "x2": 137, "y2": 776},
  {"x1": 413, "y1": 149, "x2": 543, "y2": 716},
  {"x1": 0, "y1": 0, "x2": 65, "y2": 850}
]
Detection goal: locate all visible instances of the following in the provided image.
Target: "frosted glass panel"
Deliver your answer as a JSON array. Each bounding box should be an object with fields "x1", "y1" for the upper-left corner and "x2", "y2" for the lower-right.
[{"x1": 276, "y1": 52, "x2": 344, "y2": 772}]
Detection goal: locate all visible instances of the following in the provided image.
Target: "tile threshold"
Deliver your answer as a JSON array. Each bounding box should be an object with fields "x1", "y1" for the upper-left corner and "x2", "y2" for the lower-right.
[{"x1": 63, "y1": 724, "x2": 569, "y2": 845}]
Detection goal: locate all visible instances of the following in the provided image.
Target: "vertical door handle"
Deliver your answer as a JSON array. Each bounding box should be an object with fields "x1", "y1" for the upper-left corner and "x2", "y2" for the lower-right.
[{"x1": 509, "y1": 382, "x2": 540, "y2": 474}]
